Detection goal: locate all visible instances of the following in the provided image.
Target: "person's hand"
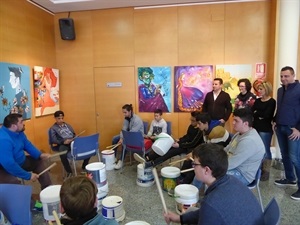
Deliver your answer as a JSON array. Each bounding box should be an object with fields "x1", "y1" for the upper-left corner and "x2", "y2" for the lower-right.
[
  {"x1": 289, "y1": 128, "x2": 300, "y2": 141},
  {"x1": 64, "y1": 139, "x2": 73, "y2": 145},
  {"x1": 30, "y1": 173, "x2": 39, "y2": 182},
  {"x1": 40, "y1": 153, "x2": 51, "y2": 160},
  {"x1": 164, "y1": 211, "x2": 180, "y2": 224},
  {"x1": 118, "y1": 139, "x2": 123, "y2": 144},
  {"x1": 219, "y1": 119, "x2": 225, "y2": 124},
  {"x1": 172, "y1": 142, "x2": 179, "y2": 148}
]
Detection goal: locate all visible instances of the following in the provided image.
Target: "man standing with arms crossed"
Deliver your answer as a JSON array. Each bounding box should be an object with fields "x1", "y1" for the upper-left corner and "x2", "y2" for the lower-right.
[
  {"x1": 202, "y1": 78, "x2": 232, "y2": 125},
  {"x1": 274, "y1": 66, "x2": 300, "y2": 200}
]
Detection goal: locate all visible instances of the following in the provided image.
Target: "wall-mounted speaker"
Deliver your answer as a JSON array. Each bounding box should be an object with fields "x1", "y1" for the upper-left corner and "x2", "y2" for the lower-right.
[{"x1": 59, "y1": 18, "x2": 75, "y2": 40}]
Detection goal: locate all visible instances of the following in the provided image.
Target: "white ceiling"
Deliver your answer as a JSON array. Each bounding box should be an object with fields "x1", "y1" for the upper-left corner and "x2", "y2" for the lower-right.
[{"x1": 28, "y1": 0, "x2": 257, "y2": 14}]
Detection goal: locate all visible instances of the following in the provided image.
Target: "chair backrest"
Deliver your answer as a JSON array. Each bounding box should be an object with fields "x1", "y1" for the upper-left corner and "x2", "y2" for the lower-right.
[
  {"x1": 48, "y1": 128, "x2": 59, "y2": 152},
  {"x1": 122, "y1": 130, "x2": 145, "y2": 151},
  {"x1": 0, "y1": 184, "x2": 32, "y2": 225},
  {"x1": 264, "y1": 198, "x2": 280, "y2": 225},
  {"x1": 143, "y1": 121, "x2": 148, "y2": 135},
  {"x1": 248, "y1": 168, "x2": 261, "y2": 189},
  {"x1": 166, "y1": 121, "x2": 172, "y2": 135},
  {"x1": 70, "y1": 133, "x2": 100, "y2": 160}
]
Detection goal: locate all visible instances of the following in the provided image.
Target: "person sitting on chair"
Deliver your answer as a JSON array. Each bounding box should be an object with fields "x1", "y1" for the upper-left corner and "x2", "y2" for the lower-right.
[
  {"x1": 49, "y1": 110, "x2": 90, "y2": 178},
  {"x1": 134, "y1": 111, "x2": 203, "y2": 168},
  {"x1": 180, "y1": 112, "x2": 231, "y2": 184},
  {"x1": 145, "y1": 108, "x2": 167, "y2": 141},
  {"x1": 164, "y1": 143, "x2": 264, "y2": 225},
  {"x1": 0, "y1": 113, "x2": 52, "y2": 190},
  {"x1": 60, "y1": 176, "x2": 118, "y2": 225}
]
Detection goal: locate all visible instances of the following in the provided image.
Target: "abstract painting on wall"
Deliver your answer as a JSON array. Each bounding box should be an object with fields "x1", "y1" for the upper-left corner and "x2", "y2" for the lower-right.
[
  {"x1": 174, "y1": 65, "x2": 213, "y2": 112},
  {"x1": 215, "y1": 64, "x2": 252, "y2": 106},
  {"x1": 138, "y1": 67, "x2": 171, "y2": 112},
  {"x1": 33, "y1": 66, "x2": 59, "y2": 117},
  {"x1": 0, "y1": 62, "x2": 31, "y2": 122}
]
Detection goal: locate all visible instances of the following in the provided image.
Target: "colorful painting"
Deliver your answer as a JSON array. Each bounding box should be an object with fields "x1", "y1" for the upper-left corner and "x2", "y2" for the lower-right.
[
  {"x1": 0, "y1": 62, "x2": 31, "y2": 122},
  {"x1": 138, "y1": 67, "x2": 171, "y2": 112},
  {"x1": 174, "y1": 66, "x2": 213, "y2": 112},
  {"x1": 33, "y1": 66, "x2": 59, "y2": 117},
  {"x1": 215, "y1": 64, "x2": 253, "y2": 105}
]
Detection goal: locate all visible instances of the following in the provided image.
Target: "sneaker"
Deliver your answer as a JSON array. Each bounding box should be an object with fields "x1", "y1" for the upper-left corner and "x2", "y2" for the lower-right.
[
  {"x1": 134, "y1": 153, "x2": 146, "y2": 163},
  {"x1": 291, "y1": 190, "x2": 300, "y2": 200},
  {"x1": 274, "y1": 179, "x2": 297, "y2": 187},
  {"x1": 114, "y1": 160, "x2": 123, "y2": 170},
  {"x1": 32, "y1": 200, "x2": 43, "y2": 212}
]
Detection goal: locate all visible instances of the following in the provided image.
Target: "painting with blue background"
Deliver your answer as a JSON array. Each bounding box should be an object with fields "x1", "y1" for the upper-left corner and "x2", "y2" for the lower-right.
[{"x1": 0, "y1": 62, "x2": 31, "y2": 123}]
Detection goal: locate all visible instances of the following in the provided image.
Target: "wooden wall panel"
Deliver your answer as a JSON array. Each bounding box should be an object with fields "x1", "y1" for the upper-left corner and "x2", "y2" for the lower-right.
[
  {"x1": 54, "y1": 12, "x2": 96, "y2": 135},
  {"x1": 92, "y1": 8, "x2": 135, "y2": 67},
  {"x1": 0, "y1": 0, "x2": 56, "y2": 152}
]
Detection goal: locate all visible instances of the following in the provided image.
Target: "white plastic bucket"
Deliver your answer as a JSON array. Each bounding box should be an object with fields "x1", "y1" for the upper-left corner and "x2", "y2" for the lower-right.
[
  {"x1": 125, "y1": 221, "x2": 150, "y2": 225},
  {"x1": 174, "y1": 184, "x2": 199, "y2": 214},
  {"x1": 152, "y1": 133, "x2": 174, "y2": 156},
  {"x1": 136, "y1": 163, "x2": 154, "y2": 187},
  {"x1": 101, "y1": 150, "x2": 115, "y2": 170},
  {"x1": 102, "y1": 196, "x2": 125, "y2": 222},
  {"x1": 86, "y1": 162, "x2": 107, "y2": 188},
  {"x1": 40, "y1": 185, "x2": 62, "y2": 221},
  {"x1": 97, "y1": 183, "x2": 109, "y2": 211},
  {"x1": 161, "y1": 166, "x2": 180, "y2": 192}
]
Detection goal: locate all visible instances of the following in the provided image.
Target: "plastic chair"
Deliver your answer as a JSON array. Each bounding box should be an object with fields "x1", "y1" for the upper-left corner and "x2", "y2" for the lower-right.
[
  {"x1": 0, "y1": 184, "x2": 32, "y2": 225},
  {"x1": 264, "y1": 197, "x2": 280, "y2": 225},
  {"x1": 143, "y1": 121, "x2": 148, "y2": 135},
  {"x1": 68, "y1": 133, "x2": 101, "y2": 176},
  {"x1": 248, "y1": 168, "x2": 264, "y2": 212},
  {"x1": 166, "y1": 121, "x2": 172, "y2": 135},
  {"x1": 121, "y1": 130, "x2": 152, "y2": 171}
]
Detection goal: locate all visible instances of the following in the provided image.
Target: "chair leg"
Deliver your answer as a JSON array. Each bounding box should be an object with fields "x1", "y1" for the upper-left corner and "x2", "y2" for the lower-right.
[
  {"x1": 256, "y1": 186, "x2": 264, "y2": 212},
  {"x1": 72, "y1": 160, "x2": 77, "y2": 176},
  {"x1": 121, "y1": 145, "x2": 126, "y2": 173}
]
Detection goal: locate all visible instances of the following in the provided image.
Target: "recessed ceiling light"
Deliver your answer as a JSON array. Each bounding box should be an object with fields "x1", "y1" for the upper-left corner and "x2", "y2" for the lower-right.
[{"x1": 50, "y1": 0, "x2": 94, "y2": 4}]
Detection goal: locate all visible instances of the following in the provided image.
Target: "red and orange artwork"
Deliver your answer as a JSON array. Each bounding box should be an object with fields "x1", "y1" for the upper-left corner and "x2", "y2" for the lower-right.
[
  {"x1": 174, "y1": 66, "x2": 213, "y2": 112},
  {"x1": 33, "y1": 66, "x2": 59, "y2": 117}
]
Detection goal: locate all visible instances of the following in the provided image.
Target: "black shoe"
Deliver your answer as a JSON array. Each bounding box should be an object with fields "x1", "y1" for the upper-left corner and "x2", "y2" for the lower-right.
[
  {"x1": 274, "y1": 179, "x2": 297, "y2": 187},
  {"x1": 291, "y1": 190, "x2": 300, "y2": 200}
]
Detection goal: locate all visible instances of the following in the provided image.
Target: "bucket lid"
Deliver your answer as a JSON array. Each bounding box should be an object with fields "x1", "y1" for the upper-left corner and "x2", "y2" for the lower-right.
[
  {"x1": 175, "y1": 184, "x2": 199, "y2": 199},
  {"x1": 101, "y1": 150, "x2": 114, "y2": 154},
  {"x1": 125, "y1": 221, "x2": 150, "y2": 225},
  {"x1": 102, "y1": 196, "x2": 123, "y2": 208},
  {"x1": 40, "y1": 185, "x2": 62, "y2": 202},
  {"x1": 161, "y1": 166, "x2": 180, "y2": 178},
  {"x1": 86, "y1": 162, "x2": 105, "y2": 171}
]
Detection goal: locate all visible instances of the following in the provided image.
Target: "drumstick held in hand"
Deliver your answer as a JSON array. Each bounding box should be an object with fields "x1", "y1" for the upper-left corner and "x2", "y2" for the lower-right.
[
  {"x1": 168, "y1": 158, "x2": 186, "y2": 166},
  {"x1": 152, "y1": 167, "x2": 168, "y2": 213},
  {"x1": 110, "y1": 142, "x2": 121, "y2": 150},
  {"x1": 106, "y1": 143, "x2": 117, "y2": 149},
  {"x1": 52, "y1": 210, "x2": 62, "y2": 225},
  {"x1": 181, "y1": 168, "x2": 194, "y2": 173},
  {"x1": 38, "y1": 162, "x2": 57, "y2": 176},
  {"x1": 50, "y1": 150, "x2": 68, "y2": 158},
  {"x1": 71, "y1": 130, "x2": 86, "y2": 141}
]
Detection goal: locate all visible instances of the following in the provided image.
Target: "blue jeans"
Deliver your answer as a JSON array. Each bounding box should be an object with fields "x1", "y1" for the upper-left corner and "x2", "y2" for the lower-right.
[
  {"x1": 258, "y1": 131, "x2": 273, "y2": 159},
  {"x1": 227, "y1": 169, "x2": 249, "y2": 185},
  {"x1": 276, "y1": 125, "x2": 300, "y2": 186}
]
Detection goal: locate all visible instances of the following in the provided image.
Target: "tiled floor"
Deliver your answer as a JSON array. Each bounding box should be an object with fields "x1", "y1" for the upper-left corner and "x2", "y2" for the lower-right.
[{"x1": 30, "y1": 156, "x2": 300, "y2": 225}]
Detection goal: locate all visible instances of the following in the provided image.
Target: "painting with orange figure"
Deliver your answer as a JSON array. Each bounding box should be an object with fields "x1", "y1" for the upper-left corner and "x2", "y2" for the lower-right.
[
  {"x1": 33, "y1": 66, "x2": 59, "y2": 117},
  {"x1": 174, "y1": 65, "x2": 213, "y2": 112},
  {"x1": 215, "y1": 64, "x2": 253, "y2": 109}
]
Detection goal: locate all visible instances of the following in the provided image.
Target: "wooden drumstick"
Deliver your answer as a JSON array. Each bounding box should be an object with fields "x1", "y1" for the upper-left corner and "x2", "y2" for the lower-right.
[
  {"x1": 38, "y1": 162, "x2": 57, "y2": 176},
  {"x1": 71, "y1": 130, "x2": 86, "y2": 141},
  {"x1": 152, "y1": 167, "x2": 168, "y2": 213},
  {"x1": 50, "y1": 150, "x2": 68, "y2": 158},
  {"x1": 110, "y1": 142, "x2": 121, "y2": 150},
  {"x1": 106, "y1": 143, "x2": 118, "y2": 149},
  {"x1": 52, "y1": 210, "x2": 62, "y2": 225},
  {"x1": 181, "y1": 168, "x2": 194, "y2": 173},
  {"x1": 168, "y1": 158, "x2": 186, "y2": 166}
]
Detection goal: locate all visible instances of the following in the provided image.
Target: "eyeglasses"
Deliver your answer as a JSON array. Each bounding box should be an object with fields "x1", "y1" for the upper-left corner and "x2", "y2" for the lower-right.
[{"x1": 191, "y1": 162, "x2": 201, "y2": 168}]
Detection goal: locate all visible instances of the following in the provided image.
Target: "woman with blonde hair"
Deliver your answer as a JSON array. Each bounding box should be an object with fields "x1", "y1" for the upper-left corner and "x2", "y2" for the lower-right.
[{"x1": 252, "y1": 81, "x2": 276, "y2": 181}]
